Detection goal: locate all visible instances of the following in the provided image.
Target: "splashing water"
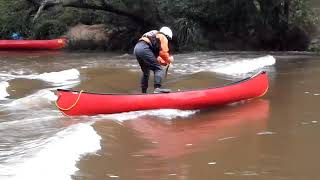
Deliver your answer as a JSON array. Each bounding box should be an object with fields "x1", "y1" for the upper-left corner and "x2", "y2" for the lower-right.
[
  {"x1": 1, "y1": 123, "x2": 101, "y2": 180},
  {"x1": 0, "y1": 81, "x2": 9, "y2": 100}
]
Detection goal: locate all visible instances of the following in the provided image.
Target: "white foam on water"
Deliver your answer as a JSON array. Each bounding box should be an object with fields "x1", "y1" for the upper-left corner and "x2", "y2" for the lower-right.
[
  {"x1": 117, "y1": 53, "x2": 130, "y2": 58},
  {"x1": 0, "y1": 114, "x2": 60, "y2": 126},
  {"x1": 257, "y1": 131, "x2": 277, "y2": 135},
  {"x1": 32, "y1": 69, "x2": 80, "y2": 85},
  {"x1": 187, "y1": 57, "x2": 198, "y2": 60},
  {"x1": 173, "y1": 55, "x2": 276, "y2": 76},
  {"x1": 213, "y1": 55, "x2": 276, "y2": 75},
  {"x1": 93, "y1": 109, "x2": 198, "y2": 122},
  {"x1": 0, "y1": 70, "x2": 30, "y2": 81},
  {"x1": 0, "y1": 81, "x2": 10, "y2": 100},
  {"x1": 5, "y1": 89, "x2": 57, "y2": 110},
  {"x1": 2, "y1": 123, "x2": 101, "y2": 180},
  {"x1": 0, "y1": 73, "x2": 16, "y2": 79},
  {"x1": 0, "y1": 69, "x2": 80, "y2": 86}
]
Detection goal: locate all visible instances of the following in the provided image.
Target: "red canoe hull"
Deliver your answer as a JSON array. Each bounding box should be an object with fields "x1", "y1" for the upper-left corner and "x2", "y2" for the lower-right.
[
  {"x1": 0, "y1": 39, "x2": 66, "y2": 50},
  {"x1": 55, "y1": 71, "x2": 269, "y2": 116}
]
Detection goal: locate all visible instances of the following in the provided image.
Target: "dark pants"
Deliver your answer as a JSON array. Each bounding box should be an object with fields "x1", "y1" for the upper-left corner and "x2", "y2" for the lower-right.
[{"x1": 134, "y1": 41, "x2": 163, "y2": 93}]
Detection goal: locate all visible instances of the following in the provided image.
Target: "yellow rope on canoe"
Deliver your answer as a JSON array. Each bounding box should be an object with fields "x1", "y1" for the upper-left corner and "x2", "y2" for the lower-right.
[
  {"x1": 55, "y1": 90, "x2": 83, "y2": 111},
  {"x1": 258, "y1": 85, "x2": 269, "y2": 98}
]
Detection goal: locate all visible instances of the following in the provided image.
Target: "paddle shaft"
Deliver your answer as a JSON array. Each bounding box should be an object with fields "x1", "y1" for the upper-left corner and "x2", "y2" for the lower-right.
[{"x1": 165, "y1": 64, "x2": 170, "y2": 79}]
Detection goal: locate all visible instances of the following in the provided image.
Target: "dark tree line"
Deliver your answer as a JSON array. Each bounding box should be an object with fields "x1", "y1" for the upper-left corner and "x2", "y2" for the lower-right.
[{"x1": 0, "y1": 0, "x2": 318, "y2": 51}]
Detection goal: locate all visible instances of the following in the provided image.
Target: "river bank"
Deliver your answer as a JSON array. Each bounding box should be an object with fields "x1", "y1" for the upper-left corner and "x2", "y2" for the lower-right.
[{"x1": 1, "y1": 0, "x2": 319, "y2": 52}]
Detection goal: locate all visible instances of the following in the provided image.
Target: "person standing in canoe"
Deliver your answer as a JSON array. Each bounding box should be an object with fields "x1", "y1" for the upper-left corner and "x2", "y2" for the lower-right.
[{"x1": 134, "y1": 26, "x2": 174, "y2": 93}]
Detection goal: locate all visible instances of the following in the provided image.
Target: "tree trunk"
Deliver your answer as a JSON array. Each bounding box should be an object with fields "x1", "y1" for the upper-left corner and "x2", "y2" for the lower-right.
[
  {"x1": 30, "y1": 0, "x2": 157, "y2": 27},
  {"x1": 284, "y1": 0, "x2": 290, "y2": 29}
]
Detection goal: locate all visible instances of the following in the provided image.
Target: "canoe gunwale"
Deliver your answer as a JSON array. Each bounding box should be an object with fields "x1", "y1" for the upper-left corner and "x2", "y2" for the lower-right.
[{"x1": 57, "y1": 71, "x2": 267, "y2": 96}]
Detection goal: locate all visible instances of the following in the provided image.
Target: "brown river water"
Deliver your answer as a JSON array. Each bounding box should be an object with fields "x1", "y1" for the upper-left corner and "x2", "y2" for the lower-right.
[{"x1": 0, "y1": 50, "x2": 319, "y2": 180}]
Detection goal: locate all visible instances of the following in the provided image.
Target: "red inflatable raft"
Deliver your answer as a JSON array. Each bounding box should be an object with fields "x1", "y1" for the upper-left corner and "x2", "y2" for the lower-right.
[
  {"x1": 55, "y1": 71, "x2": 269, "y2": 116},
  {"x1": 0, "y1": 38, "x2": 66, "y2": 50}
]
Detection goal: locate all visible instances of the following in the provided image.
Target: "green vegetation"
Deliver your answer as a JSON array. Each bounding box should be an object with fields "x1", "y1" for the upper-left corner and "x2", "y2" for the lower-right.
[
  {"x1": 33, "y1": 20, "x2": 67, "y2": 39},
  {"x1": 0, "y1": 0, "x2": 32, "y2": 39}
]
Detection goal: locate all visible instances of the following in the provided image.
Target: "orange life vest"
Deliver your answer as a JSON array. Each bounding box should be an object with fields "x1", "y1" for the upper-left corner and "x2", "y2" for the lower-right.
[{"x1": 139, "y1": 30, "x2": 171, "y2": 65}]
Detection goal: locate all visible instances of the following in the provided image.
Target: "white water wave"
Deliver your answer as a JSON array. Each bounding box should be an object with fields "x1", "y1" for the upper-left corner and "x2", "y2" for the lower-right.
[
  {"x1": 0, "y1": 69, "x2": 80, "y2": 86},
  {"x1": 1, "y1": 123, "x2": 101, "y2": 180},
  {"x1": 33, "y1": 69, "x2": 80, "y2": 85},
  {"x1": 5, "y1": 89, "x2": 57, "y2": 110},
  {"x1": 0, "y1": 70, "x2": 30, "y2": 80},
  {"x1": 173, "y1": 55, "x2": 276, "y2": 75},
  {"x1": 0, "y1": 81, "x2": 10, "y2": 100},
  {"x1": 93, "y1": 109, "x2": 198, "y2": 122},
  {"x1": 0, "y1": 115, "x2": 60, "y2": 127},
  {"x1": 213, "y1": 55, "x2": 276, "y2": 75}
]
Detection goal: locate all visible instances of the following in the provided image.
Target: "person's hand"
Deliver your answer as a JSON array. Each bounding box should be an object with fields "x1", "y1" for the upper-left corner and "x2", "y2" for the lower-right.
[
  {"x1": 169, "y1": 56, "x2": 174, "y2": 64},
  {"x1": 157, "y1": 56, "x2": 167, "y2": 66}
]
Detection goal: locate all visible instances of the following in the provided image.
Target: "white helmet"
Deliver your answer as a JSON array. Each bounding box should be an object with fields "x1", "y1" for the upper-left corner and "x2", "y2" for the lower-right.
[{"x1": 159, "y1": 26, "x2": 173, "y2": 40}]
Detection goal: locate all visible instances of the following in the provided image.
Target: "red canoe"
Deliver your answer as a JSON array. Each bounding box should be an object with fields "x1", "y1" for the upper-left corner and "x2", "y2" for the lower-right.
[
  {"x1": 0, "y1": 38, "x2": 67, "y2": 50},
  {"x1": 55, "y1": 71, "x2": 269, "y2": 116}
]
